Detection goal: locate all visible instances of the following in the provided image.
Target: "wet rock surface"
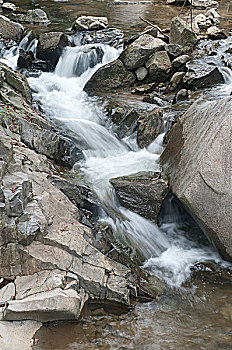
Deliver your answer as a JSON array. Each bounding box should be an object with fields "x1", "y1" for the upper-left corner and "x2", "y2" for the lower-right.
[
  {"x1": 110, "y1": 172, "x2": 168, "y2": 223},
  {"x1": 0, "y1": 58, "x2": 158, "y2": 327},
  {"x1": 84, "y1": 58, "x2": 136, "y2": 94},
  {"x1": 36, "y1": 32, "x2": 69, "y2": 70},
  {"x1": 183, "y1": 61, "x2": 225, "y2": 88}
]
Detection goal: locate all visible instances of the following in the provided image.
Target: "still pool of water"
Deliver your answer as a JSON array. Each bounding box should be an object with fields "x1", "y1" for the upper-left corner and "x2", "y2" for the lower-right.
[{"x1": 6, "y1": 0, "x2": 232, "y2": 35}]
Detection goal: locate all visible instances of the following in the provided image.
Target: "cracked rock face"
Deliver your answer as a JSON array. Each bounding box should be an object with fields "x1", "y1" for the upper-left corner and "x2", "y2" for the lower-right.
[{"x1": 0, "y1": 62, "x2": 155, "y2": 323}]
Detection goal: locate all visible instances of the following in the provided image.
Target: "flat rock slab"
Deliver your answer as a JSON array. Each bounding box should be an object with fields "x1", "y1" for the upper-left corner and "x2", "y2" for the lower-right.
[
  {"x1": 4, "y1": 288, "x2": 84, "y2": 322},
  {"x1": 0, "y1": 320, "x2": 42, "y2": 350},
  {"x1": 0, "y1": 282, "x2": 15, "y2": 304}
]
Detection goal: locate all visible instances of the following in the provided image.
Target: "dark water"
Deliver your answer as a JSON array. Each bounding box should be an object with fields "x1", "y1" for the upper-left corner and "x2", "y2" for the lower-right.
[
  {"x1": 7, "y1": 0, "x2": 232, "y2": 36},
  {"x1": 5, "y1": 0, "x2": 231, "y2": 349}
]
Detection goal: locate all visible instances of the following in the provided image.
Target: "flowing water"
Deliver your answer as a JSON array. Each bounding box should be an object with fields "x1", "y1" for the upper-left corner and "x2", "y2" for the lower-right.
[{"x1": 1, "y1": 0, "x2": 232, "y2": 348}]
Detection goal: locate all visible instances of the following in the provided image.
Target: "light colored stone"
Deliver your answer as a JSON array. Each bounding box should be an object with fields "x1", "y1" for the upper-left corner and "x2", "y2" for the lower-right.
[
  {"x1": 15, "y1": 270, "x2": 65, "y2": 300},
  {"x1": 0, "y1": 15, "x2": 24, "y2": 43},
  {"x1": 0, "y1": 282, "x2": 15, "y2": 304},
  {"x1": 207, "y1": 26, "x2": 227, "y2": 40},
  {"x1": 168, "y1": 71, "x2": 185, "y2": 91},
  {"x1": 135, "y1": 66, "x2": 148, "y2": 81},
  {"x1": 5, "y1": 288, "x2": 85, "y2": 322},
  {"x1": 170, "y1": 17, "x2": 199, "y2": 47},
  {"x1": 2, "y1": 2, "x2": 16, "y2": 12},
  {"x1": 192, "y1": 0, "x2": 219, "y2": 9},
  {"x1": 121, "y1": 34, "x2": 165, "y2": 70},
  {"x1": 0, "y1": 320, "x2": 42, "y2": 350},
  {"x1": 73, "y1": 16, "x2": 108, "y2": 31},
  {"x1": 172, "y1": 54, "x2": 190, "y2": 68}
]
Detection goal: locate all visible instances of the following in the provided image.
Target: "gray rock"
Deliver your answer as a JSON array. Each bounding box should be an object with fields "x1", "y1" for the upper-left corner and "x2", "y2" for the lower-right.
[
  {"x1": 121, "y1": 34, "x2": 165, "y2": 70},
  {"x1": 135, "y1": 66, "x2": 148, "y2": 81},
  {"x1": 15, "y1": 270, "x2": 66, "y2": 300},
  {"x1": 160, "y1": 97, "x2": 232, "y2": 261},
  {"x1": 11, "y1": 9, "x2": 50, "y2": 25},
  {"x1": 183, "y1": 62, "x2": 224, "y2": 88},
  {"x1": 145, "y1": 50, "x2": 172, "y2": 83},
  {"x1": 36, "y1": 32, "x2": 69, "y2": 70},
  {"x1": 73, "y1": 16, "x2": 108, "y2": 31},
  {"x1": 137, "y1": 108, "x2": 164, "y2": 148},
  {"x1": 167, "y1": 71, "x2": 185, "y2": 92},
  {"x1": 0, "y1": 132, "x2": 13, "y2": 165},
  {"x1": 194, "y1": 14, "x2": 212, "y2": 29},
  {"x1": 84, "y1": 59, "x2": 136, "y2": 94},
  {"x1": 4, "y1": 288, "x2": 85, "y2": 322},
  {"x1": 172, "y1": 54, "x2": 190, "y2": 69},
  {"x1": 207, "y1": 26, "x2": 227, "y2": 40},
  {"x1": 173, "y1": 88, "x2": 189, "y2": 103},
  {"x1": 192, "y1": 0, "x2": 219, "y2": 9},
  {"x1": 110, "y1": 172, "x2": 168, "y2": 222},
  {"x1": 0, "y1": 63, "x2": 31, "y2": 102},
  {"x1": 0, "y1": 320, "x2": 42, "y2": 350},
  {"x1": 2, "y1": 2, "x2": 16, "y2": 12},
  {"x1": 165, "y1": 44, "x2": 185, "y2": 59},
  {"x1": 0, "y1": 282, "x2": 15, "y2": 304},
  {"x1": 166, "y1": 0, "x2": 190, "y2": 4},
  {"x1": 0, "y1": 15, "x2": 24, "y2": 43},
  {"x1": 170, "y1": 17, "x2": 199, "y2": 48}
]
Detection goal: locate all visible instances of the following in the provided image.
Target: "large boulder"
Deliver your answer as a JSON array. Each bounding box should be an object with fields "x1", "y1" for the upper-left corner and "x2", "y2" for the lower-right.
[
  {"x1": 36, "y1": 32, "x2": 69, "y2": 70},
  {"x1": 183, "y1": 62, "x2": 225, "y2": 88},
  {"x1": 120, "y1": 34, "x2": 165, "y2": 70},
  {"x1": 145, "y1": 51, "x2": 172, "y2": 83},
  {"x1": 170, "y1": 17, "x2": 199, "y2": 48},
  {"x1": 84, "y1": 59, "x2": 136, "y2": 94},
  {"x1": 110, "y1": 172, "x2": 168, "y2": 222},
  {"x1": 160, "y1": 97, "x2": 232, "y2": 261},
  {"x1": 72, "y1": 16, "x2": 108, "y2": 31},
  {"x1": 0, "y1": 15, "x2": 24, "y2": 42}
]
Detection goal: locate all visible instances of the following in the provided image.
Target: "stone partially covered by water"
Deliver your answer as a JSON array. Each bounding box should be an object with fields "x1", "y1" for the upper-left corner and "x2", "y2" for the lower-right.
[{"x1": 110, "y1": 171, "x2": 168, "y2": 223}]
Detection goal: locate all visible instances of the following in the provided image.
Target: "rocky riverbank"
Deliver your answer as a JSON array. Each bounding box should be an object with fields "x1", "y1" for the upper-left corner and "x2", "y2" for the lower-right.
[{"x1": 0, "y1": 0, "x2": 232, "y2": 348}]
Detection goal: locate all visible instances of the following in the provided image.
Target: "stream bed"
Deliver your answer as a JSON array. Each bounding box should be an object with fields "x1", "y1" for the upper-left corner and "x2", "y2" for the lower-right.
[{"x1": 1, "y1": 0, "x2": 232, "y2": 349}]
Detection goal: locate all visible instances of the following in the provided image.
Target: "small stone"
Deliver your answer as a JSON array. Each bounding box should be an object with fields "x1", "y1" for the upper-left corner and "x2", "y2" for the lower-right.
[
  {"x1": 135, "y1": 66, "x2": 148, "y2": 81},
  {"x1": 172, "y1": 54, "x2": 190, "y2": 69},
  {"x1": 0, "y1": 282, "x2": 15, "y2": 304},
  {"x1": 207, "y1": 26, "x2": 227, "y2": 40}
]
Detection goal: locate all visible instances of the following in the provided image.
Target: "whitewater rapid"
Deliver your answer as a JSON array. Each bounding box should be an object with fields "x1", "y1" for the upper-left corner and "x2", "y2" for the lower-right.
[{"x1": 3, "y1": 35, "x2": 232, "y2": 287}]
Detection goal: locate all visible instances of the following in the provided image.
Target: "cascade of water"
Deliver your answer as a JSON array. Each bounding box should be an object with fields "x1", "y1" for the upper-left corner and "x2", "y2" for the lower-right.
[
  {"x1": 0, "y1": 32, "x2": 38, "y2": 69},
  {"x1": 3, "y1": 34, "x2": 231, "y2": 287}
]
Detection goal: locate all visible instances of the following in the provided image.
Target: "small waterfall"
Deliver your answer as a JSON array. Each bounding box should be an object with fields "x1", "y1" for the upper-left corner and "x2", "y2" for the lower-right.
[
  {"x1": 0, "y1": 32, "x2": 38, "y2": 68},
  {"x1": 3, "y1": 33, "x2": 231, "y2": 288},
  {"x1": 55, "y1": 45, "x2": 105, "y2": 78}
]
